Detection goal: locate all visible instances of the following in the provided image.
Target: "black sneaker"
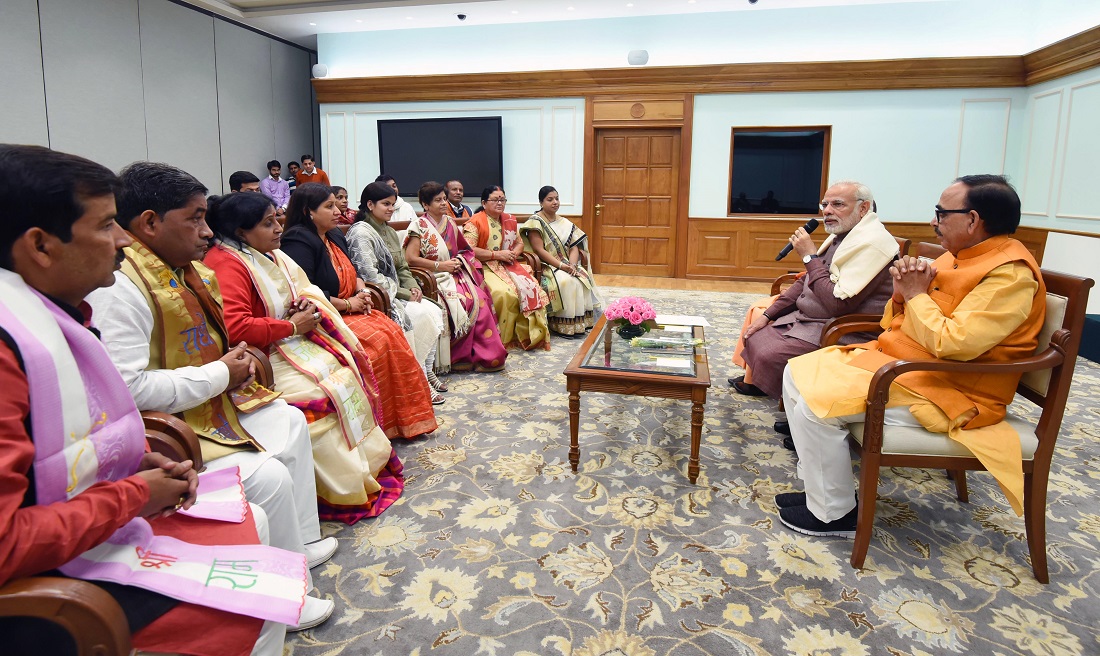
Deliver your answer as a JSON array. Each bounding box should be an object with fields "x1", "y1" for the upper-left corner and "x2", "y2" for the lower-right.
[
  {"x1": 774, "y1": 492, "x2": 806, "y2": 509},
  {"x1": 773, "y1": 420, "x2": 791, "y2": 436},
  {"x1": 778, "y1": 504, "x2": 858, "y2": 538},
  {"x1": 782, "y1": 435, "x2": 796, "y2": 452}
]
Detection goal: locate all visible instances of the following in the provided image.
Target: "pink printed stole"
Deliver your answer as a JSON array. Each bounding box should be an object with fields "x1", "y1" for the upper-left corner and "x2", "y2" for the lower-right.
[{"x1": 0, "y1": 277, "x2": 306, "y2": 626}]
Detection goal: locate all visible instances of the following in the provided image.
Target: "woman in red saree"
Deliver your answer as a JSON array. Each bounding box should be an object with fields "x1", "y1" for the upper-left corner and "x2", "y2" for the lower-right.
[{"x1": 280, "y1": 183, "x2": 437, "y2": 439}]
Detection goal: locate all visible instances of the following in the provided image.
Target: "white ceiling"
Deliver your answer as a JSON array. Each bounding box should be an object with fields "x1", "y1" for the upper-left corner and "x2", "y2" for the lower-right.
[{"x1": 186, "y1": 0, "x2": 963, "y2": 49}]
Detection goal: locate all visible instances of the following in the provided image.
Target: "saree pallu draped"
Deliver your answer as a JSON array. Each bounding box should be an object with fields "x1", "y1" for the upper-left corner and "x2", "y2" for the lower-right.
[
  {"x1": 519, "y1": 213, "x2": 602, "y2": 336},
  {"x1": 0, "y1": 270, "x2": 307, "y2": 636},
  {"x1": 407, "y1": 215, "x2": 508, "y2": 372},
  {"x1": 120, "y1": 240, "x2": 278, "y2": 464},
  {"x1": 326, "y1": 238, "x2": 438, "y2": 438},
  {"x1": 344, "y1": 220, "x2": 446, "y2": 372},
  {"x1": 207, "y1": 243, "x2": 404, "y2": 523},
  {"x1": 464, "y1": 211, "x2": 550, "y2": 351}
]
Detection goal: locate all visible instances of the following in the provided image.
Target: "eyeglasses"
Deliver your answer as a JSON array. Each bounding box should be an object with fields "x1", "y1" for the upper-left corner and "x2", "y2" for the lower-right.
[
  {"x1": 487, "y1": 197, "x2": 507, "y2": 203},
  {"x1": 819, "y1": 199, "x2": 866, "y2": 210},
  {"x1": 933, "y1": 207, "x2": 973, "y2": 222}
]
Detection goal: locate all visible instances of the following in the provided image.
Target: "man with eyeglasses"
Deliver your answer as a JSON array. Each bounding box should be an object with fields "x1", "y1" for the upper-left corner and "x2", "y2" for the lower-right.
[
  {"x1": 732, "y1": 181, "x2": 898, "y2": 437},
  {"x1": 775, "y1": 174, "x2": 1045, "y2": 538}
]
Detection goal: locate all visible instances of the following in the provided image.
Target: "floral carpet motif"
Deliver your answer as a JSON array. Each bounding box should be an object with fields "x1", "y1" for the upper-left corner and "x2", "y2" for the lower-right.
[{"x1": 287, "y1": 286, "x2": 1100, "y2": 656}]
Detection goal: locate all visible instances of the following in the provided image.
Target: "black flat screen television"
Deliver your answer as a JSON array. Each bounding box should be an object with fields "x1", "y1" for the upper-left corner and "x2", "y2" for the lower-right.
[{"x1": 377, "y1": 117, "x2": 504, "y2": 197}]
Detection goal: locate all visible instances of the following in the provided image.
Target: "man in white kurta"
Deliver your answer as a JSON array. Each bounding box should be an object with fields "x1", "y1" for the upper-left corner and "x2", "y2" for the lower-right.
[{"x1": 86, "y1": 161, "x2": 338, "y2": 629}]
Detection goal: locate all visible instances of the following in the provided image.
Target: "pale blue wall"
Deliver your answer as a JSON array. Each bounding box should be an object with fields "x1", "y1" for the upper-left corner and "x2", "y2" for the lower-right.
[
  {"x1": 319, "y1": 99, "x2": 586, "y2": 217},
  {"x1": 691, "y1": 88, "x2": 1028, "y2": 223}
]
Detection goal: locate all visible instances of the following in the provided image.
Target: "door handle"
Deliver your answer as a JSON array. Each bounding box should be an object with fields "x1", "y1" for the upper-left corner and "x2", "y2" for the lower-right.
[{"x1": 594, "y1": 203, "x2": 604, "y2": 216}]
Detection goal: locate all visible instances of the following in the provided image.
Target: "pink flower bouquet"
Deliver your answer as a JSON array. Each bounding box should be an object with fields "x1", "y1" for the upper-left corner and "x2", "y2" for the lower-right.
[{"x1": 605, "y1": 296, "x2": 656, "y2": 338}]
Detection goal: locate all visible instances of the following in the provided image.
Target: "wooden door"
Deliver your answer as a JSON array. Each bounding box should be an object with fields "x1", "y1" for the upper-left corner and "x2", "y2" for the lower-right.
[{"x1": 593, "y1": 128, "x2": 680, "y2": 277}]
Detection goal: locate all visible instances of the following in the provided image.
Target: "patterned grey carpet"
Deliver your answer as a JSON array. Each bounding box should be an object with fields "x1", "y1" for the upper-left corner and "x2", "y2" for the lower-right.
[{"x1": 286, "y1": 286, "x2": 1100, "y2": 656}]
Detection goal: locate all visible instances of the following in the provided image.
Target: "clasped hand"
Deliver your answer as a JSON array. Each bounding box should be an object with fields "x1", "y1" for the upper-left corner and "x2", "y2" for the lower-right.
[
  {"x1": 890, "y1": 255, "x2": 937, "y2": 303},
  {"x1": 137, "y1": 451, "x2": 198, "y2": 518},
  {"x1": 287, "y1": 297, "x2": 320, "y2": 334},
  {"x1": 219, "y1": 342, "x2": 256, "y2": 390},
  {"x1": 346, "y1": 290, "x2": 372, "y2": 314}
]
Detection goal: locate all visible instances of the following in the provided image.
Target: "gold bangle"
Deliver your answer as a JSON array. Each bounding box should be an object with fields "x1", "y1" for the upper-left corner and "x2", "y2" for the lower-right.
[{"x1": 290, "y1": 320, "x2": 298, "y2": 336}]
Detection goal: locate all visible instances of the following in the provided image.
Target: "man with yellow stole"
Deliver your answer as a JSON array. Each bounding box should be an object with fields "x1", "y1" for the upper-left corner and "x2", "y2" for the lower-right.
[
  {"x1": 87, "y1": 162, "x2": 337, "y2": 628},
  {"x1": 777, "y1": 175, "x2": 1045, "y2": 537}
]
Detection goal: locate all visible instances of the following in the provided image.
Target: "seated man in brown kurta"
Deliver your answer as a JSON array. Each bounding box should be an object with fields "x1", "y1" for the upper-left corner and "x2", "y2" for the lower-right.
[{"x1": 735, "y1": 181, "x2": 898, "y2": 437}]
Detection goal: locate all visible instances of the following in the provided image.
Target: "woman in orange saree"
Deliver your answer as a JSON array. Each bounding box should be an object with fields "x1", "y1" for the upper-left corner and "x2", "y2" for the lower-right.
[{"x1": 280, "y1": 183, "x2": 437, "y2": 439}]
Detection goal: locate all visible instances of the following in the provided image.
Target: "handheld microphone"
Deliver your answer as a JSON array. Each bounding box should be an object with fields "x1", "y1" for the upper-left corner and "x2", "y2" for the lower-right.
[{"x1": 775, "y1": 218, "x2": 820, "y2": 261}]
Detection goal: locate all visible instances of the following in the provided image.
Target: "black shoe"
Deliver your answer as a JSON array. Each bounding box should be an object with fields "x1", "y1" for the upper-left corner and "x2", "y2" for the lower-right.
[
  {"x1": 774, "y1": 492, "x2": 806, "y2": 509},
  {"x1": 729, "y1": 375, "x2": 766, "y2": 396},
  {"x1": 773, "y1": 420, "x2": 791, "y2": 436},
  {"x1": 782, "y1": 436, "x2": 796, "y2": 452},
  {"x1": 778, "y1": 504, "x2": 858, "y2": 538}
]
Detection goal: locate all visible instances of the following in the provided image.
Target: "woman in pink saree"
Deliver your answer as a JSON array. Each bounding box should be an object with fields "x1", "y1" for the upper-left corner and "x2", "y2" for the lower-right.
[{"x1": 404, "y1": 181, "x2": 508, "y2": 372}]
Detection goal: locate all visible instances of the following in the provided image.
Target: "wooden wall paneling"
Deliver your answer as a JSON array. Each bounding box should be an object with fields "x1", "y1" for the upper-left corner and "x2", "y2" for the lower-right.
[{"x1": 683, "y1": 219, "x2": 1048, "y2": 280}]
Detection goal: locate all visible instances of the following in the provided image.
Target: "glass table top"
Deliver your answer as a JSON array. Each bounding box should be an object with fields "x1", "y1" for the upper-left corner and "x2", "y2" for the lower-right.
[{"x1": 580, "y1": 322, "x2": 706, "y2": 377}]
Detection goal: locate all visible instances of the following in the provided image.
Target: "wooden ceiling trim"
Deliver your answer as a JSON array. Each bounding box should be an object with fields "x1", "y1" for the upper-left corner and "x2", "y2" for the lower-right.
[
  {"x1": 1023, "y1": 24, "x2": 1100, "y2": 85},
  {"x1": 313, "y1": 56, "x2": 1027, "y2": 103}
]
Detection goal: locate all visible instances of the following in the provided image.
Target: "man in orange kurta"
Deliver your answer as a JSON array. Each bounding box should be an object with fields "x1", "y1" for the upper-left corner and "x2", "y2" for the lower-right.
[{"x1": 776, "y1": 175, "x2": 1045, "y2": 537}]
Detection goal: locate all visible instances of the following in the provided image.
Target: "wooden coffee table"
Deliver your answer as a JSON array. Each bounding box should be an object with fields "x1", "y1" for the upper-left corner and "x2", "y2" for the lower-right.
[{"x1": 563, "y1": 316, "x2": 711, "y2": 483}]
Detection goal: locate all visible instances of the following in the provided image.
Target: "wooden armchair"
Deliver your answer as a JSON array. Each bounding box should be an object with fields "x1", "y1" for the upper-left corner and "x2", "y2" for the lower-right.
[
  {"x1": 0, "y1": 413, "x2": 207, "y2": 655},
  {"x1": 362, "y1": 281, "x2": 391, "y2": 316},
  {"x1": 770, "y1": 236, "x2": 911, "y2": 294},
  {"x1": 821, "y1": 264, "x2": 1094, "y2": 582}
]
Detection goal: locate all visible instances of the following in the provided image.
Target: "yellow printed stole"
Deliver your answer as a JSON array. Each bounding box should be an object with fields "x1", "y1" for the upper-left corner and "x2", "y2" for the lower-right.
[
  {"x1": 120, "y1": 239, "x2": 277, "y2": 460},
  {"x1": 218, "y1": 242, "x2": 380, "y2": 449}
]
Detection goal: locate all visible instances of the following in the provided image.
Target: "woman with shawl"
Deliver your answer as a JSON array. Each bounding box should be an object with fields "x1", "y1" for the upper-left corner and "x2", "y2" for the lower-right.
[
  {"x1": 203, "y1": 192, "x2": 403, "y2": 523},
  {"x1": 345, "y1": 181, "x2": 447, "y2": 400},
  {"x1": 519, "y1": 185, "x2": 602, "y2": 337},
  {"x1": 462, "y1": 185, "x2": 550, "y2": 350},
  {"x1": 404, "y1": 181, "x2": 508, "y2": 372}
]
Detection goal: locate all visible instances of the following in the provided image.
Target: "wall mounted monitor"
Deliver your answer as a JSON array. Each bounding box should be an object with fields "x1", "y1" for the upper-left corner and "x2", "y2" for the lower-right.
[{"x1": 377, "y1": 117, "x2": 504, "y2": 197}]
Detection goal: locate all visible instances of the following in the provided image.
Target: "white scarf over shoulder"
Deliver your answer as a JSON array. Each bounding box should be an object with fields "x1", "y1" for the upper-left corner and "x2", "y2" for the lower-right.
[{"x1": 815, "y1": 211, "x2": 899, "y2": 299}]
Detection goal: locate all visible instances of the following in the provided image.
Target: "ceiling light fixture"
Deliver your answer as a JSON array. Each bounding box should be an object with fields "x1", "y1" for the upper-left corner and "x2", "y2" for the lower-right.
[
  {"x1": 355, "y1": 19, "x2": 362, "y2": 23},
  {"x1": 511, "y1": 10, "x2": 519, "y2": 14},
  {"x1": 567, "y1": 6, "x2": 574, "y2": 10},
  {"x1": 309, "y1": 22, "x2": 317, "y2": 25},
  {"x1": 626, "y1": 2, "x2": 633, "y2": 6}
]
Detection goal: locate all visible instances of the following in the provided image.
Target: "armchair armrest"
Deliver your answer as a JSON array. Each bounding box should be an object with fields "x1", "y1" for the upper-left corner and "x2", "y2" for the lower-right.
[
  {"x1": 143, "y1": 411, "x2": 204, "y2": 471},
  {"x1": 858, "y1": 330, "x2": 1070, "y2": 454},
  {"x1": 409, "y1": 267, "x2": 439, "y2": 298},
  {"x1": 362, "y1": 281, "x2": 391, "y2": 316},
  {"x1": 820, "y1": 314, "x2": 887, "y2": 346},
  {"x1": 770, "y1": 273, "x2": 801, "y2": 296},
  {"x1": 244, "y1": 346, "x2": 274, "y2": 390},
  {"x1": 0, "y1": 576, "x2": 132, "y2": 656},
  {"x1": 521, "y1": 252, "x2": 542, "y2": 279}
]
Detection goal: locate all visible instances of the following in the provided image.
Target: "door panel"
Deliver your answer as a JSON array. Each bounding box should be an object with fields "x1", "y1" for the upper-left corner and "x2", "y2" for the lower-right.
[{"x1": 594, "y1": 128, "x2": 680, "y2": 276}]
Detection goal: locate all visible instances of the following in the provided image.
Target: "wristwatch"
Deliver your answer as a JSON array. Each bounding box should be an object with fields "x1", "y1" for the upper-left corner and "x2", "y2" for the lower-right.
[{"x1": 802, "y1": 254, "x2": 818, "y2": 264}]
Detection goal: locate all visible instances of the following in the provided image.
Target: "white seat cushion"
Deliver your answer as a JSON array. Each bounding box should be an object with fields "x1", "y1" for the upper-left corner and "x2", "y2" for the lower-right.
[{"x1": 849, "y1": 413, "x2": 1039, "y2": 461}]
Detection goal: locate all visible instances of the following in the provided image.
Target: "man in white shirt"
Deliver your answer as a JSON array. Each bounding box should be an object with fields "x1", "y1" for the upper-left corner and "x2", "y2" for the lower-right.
[
  {"x1": 376, "y1": 174, "x2": 420, "y2": 222},
  {"x1": 86, "y1": 161, "x2": 337, "y2": 630}
]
